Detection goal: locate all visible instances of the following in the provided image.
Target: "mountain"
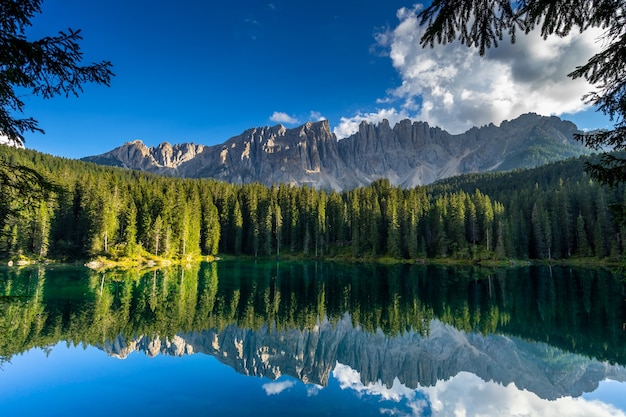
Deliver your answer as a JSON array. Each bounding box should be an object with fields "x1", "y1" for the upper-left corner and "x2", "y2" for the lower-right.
[
  {"x1": 82, "y1": 113, "x2": 588, "y2": 190},
  {"x1": 100, "y1": 316, "x2": 626, "y2": 401},
  {"x1": 83, "y1": 140, "x2": 205, "y2": 174}
]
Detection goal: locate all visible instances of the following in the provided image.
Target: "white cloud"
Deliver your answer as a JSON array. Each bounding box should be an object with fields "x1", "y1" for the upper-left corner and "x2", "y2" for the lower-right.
[
  {"x1": 332, "y1": 362, "x2": 429, "y2": 416},
  {"x1": 0, "y1": 134, "x2": 24, "y2": 149},
  {"x1": 423, "y1": 371, "x2": 626, "y2": 417},
  {"x1": 332, "y1": 363, "x2": 626, "y2": 417},
  {"x1": 309, "y1": 111, "x2": 326, "y2": 122},
  {"x1": 262, "y1": 379, "x2": 296, "y2": 395},
  {"x1": 333, "y1": 363, "x2": 420, "y2": 403},
  {"x1": 333, "y1": 108, "x2": 411, "y2": 139},
  {"x1": 371, "y1": 4, "x2": 604, "y2": 134},
  {"x1": 270, "y1": 111, "x2": 299, "y2": 124}
]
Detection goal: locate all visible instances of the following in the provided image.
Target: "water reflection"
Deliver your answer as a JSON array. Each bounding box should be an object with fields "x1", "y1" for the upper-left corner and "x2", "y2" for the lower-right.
[{"x1": 1, "y1": 261, "x2": 625, "y2": 415}]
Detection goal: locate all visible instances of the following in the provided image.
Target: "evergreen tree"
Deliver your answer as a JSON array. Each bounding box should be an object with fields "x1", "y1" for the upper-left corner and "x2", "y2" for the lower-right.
[
  {"x1": 200, "y1": 190, "x2": 220, "y2": 256},
  {"x1": 274, "y1": 202, "x2": 282, "y2": 256},
  {"x1": 531, "y1": 202, "x2": 549, "y2": 259},
  {"x1": 152, "y1": 215, "x2": 163, "y2": 256},
  {"x1": 233, "y1": 198, "x2": 244, "y2": 256},
  {"x1": 350, "y1": 190, "x2": 361, "y2": 257},
  {"x1": 576, "y1": 213, "x2": 592, "y2": 257},
  {"x1": 31, "y1": 200, "x2": 51, "y2": 257},
  {"x1": 0, "y1": 0, "x2": 113, "y2": 145},
  {"x1": 386, "y1": 196, "x2": 401, "y2": 258},
  {"x1": 407, "y1": 205, "x2": 420, "y2": 259},
  {"x1": 122, "y1": 197, "x2": 138, "y2": 257},
  {"x1": 316, "y1": 191, "x2": 327, "y2": 257}
]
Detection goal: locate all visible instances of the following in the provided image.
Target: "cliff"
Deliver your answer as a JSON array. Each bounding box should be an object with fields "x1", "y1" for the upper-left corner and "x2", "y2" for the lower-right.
[{"x1": 83, "y1": 113, "x2": 587, "y2": 190}]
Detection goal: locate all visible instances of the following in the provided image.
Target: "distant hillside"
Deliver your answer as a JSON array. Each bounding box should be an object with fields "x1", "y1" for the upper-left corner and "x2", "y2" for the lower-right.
[{"x1": 82, "y1": 113, "x2": 590, "y2": 190}]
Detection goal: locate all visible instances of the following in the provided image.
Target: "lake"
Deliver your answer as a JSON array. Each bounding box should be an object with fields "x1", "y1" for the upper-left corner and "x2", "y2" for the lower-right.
[{"x1": 1, "y1": 261, "x2": 625, "y2": 416}]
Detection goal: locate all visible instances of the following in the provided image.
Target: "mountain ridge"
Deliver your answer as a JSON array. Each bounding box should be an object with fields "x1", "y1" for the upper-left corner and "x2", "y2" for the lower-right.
[
  {"x1": 99, "y1": 316, "x2": 626, "y2": 401},
  {"x1": 82, "y1": 113, "x2": 588, "y2": 190}
]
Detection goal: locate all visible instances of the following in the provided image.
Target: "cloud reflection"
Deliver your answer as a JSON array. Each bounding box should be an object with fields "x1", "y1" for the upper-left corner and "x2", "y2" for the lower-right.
[
  {"x1": 333, "y1": 363, "x2": 428, "y2": 416},
  {"x1": 262, "y1": 379, "x2": 296, "y2": 395},
  {"x1": 332, "y1": 363, "x2": 626, "y2": 417}
]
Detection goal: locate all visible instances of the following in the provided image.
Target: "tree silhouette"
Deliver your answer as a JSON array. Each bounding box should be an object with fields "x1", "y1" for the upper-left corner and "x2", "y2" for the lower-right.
[
  {"x1": 417, "y1": 0, "x2": 625, "y2": 185},
  {"x1": 1, "y1": 0, "x2": 113, "y2": 145}
]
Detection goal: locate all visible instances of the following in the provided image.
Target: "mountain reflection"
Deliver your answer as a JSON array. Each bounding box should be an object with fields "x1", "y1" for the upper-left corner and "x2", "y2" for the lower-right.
[{"x1": 1, "y1": 261, "x2": 625, "y2": 401}]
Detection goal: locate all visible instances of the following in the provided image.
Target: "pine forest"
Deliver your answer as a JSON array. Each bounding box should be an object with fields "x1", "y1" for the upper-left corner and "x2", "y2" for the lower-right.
[{"x1": 2, "y1": 145, "x2": 625, "y2": 263}]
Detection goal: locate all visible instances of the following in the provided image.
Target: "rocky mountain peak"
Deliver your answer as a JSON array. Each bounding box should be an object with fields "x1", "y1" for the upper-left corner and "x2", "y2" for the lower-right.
[
  {"x1": 83, "y1": 113, "x2": 590, "y2": 191},
  {"x1": 153, "y1": 141, "x2": 204, "y2": 168},
  {"x1": 296, "y1": 120, "x2": 333, "y2": 143},
  {"x1": 101, "y1": 334, "x2": 194, "y2": 359}
]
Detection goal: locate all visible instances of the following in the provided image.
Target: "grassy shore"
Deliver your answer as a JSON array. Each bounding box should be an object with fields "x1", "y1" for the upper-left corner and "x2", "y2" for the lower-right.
[
  {"x1": 3, "y1": 251, "x2": 623, "y2": 271},
  {"x1": 2, "y1": 252, "x2": 216, "y2": 271}
]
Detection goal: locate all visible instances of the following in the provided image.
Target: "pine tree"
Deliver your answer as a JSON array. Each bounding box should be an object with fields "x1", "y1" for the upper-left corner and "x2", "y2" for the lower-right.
[
  {"x1": 31, "y1": 200, "x2": 51, "y2": 257},
  {"x1": 102, "y1": 184, "x2": 121, "y2": 254},
  {"x1": 407, "y1": 207, "x2": 420, "y2": 259},
  {"x1": 233, "y1": 198, "x2": 244, "y2": 256},
  {"x1": 350, "y1": 190, "x2": 361, "y2": 257},
  {"x1": 261, "y1": 197, "x2": 273, "y2": 256},
  {"x1": 466, "y1": 196, "x2": 478, "y2": 245},
  {"x1": 152, "y1": 215, "x2": 163, "y2": 256},
  {"x1": 185, "y1": 186, "x2": 202, "y2": 257},
  {"x1": 200, "y1": 191, "x2": 220, "y2": 256},
  {"x1": 122, "y1": 198, "x2": 138, "y2": 257},
  {"x1": 593, "y1": 188, "x2": 611, "y2": 258},
  {"x1": 367, "y1": 189, "x2": 382, "y2": 256},
  {"x1": 274, "y1": 202, "x2": 282, "y2": 256},
  {"x1": 386, "y1": 196, "x2": 401, "y2": 258},
  {"x1": 495, "y1": 220, "x2": 507, "y2": 259},
  {"x1": 316, "y1": 191, "x2": 327, "y2": 257},
  {"x1": 576, "y1": 213, "x2": 592, "y2": 257}
]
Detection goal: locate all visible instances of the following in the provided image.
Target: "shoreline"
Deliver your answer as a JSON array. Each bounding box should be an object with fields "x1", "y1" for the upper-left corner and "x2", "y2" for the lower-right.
[{"x1": 2, "y1": 253, "x2": 622, "y2": 271}]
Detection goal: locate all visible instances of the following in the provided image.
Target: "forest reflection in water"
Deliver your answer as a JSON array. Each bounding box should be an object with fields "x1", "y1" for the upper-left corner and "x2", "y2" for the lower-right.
[{"x1": 1, "y1": 261, "x2": 625, "y2": 416}]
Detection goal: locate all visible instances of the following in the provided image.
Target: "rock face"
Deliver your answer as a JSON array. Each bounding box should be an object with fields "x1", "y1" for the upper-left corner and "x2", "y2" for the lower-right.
[
  {"x1": 100, "y1": 316, "x2": 626, "y2": 401},
  {"x1": 182, "y1": 121, "x2": 354, "y2": 190},
  {"x1": 83, "y1": 113, "x2": 587, "y2": 190},
  {"x1": 101, "y1": 334, "x2": 194, "y2": 359},
  {"x1": 84, "y1": 140, "x2": 204, "y2": 174}
]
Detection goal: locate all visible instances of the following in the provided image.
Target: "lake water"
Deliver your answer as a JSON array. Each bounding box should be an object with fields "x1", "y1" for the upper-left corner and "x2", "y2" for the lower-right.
[{"x1": 1, "y1": 261, "x2": 625, "y2": 416}]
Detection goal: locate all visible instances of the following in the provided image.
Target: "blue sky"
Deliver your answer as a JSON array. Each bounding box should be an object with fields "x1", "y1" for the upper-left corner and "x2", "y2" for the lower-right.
[{"x1": 20, "y1": 0, "x2": 612, "y2": 159}]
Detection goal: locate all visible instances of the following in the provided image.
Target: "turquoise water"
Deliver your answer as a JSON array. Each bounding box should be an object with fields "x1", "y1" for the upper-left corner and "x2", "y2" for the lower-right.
[{"x1": 1, "y1": 261, "x2": 625, "y2": 416}]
